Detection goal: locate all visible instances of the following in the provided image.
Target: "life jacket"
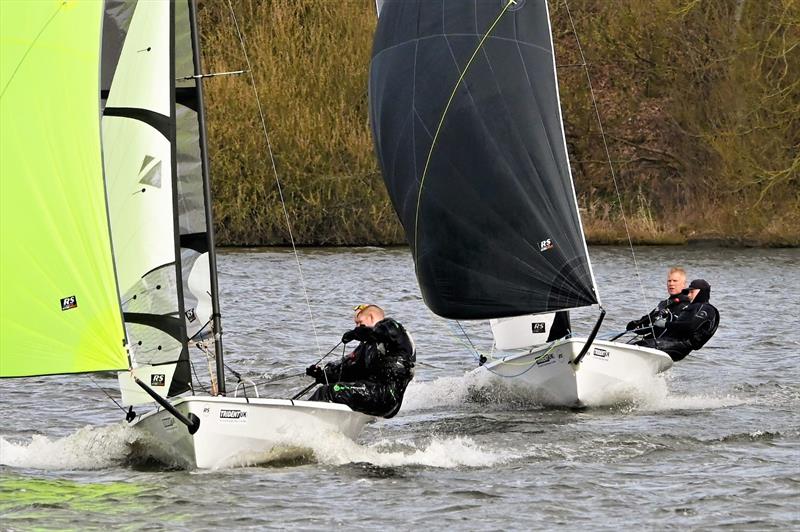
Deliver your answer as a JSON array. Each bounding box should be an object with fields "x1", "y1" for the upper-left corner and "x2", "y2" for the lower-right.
[{"x1": 690, "y1": 304, "x2": 719, "y2": 349}]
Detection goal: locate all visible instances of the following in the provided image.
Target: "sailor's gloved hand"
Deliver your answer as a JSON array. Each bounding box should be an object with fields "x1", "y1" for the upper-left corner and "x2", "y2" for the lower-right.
[
  {"x1": 306, "y1": 365, "x2": 323, "y2": 383},
  {"x1": 652, "y1": 309, "x2": 671, "y2": 329},
  {"x1": 342, "y1": 326, "x2": 373, "y2": 344},
  {"x1": 626, "y1": 320, "x2": 639, "y2": 331}
]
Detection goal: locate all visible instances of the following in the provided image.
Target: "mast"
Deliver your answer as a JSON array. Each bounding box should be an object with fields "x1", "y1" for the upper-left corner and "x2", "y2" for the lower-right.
[
  {"x1": 188, "y1": 0, "x2": 226, "y2": 394},
  {"x1": 168, "y1": 0, "x2": 192, "y2": 398}
]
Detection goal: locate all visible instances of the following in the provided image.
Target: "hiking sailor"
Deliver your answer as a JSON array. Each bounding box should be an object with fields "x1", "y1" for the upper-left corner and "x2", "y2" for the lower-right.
[
  {"x1": 306, "y1": 304, "x2": 415, "y2": 418},
  {"x1": 626, "y1": 267, "x2": 691, "y2": 338},
  {"x1": 635, "y1": 279, "x2": 720, "y2": 362}
]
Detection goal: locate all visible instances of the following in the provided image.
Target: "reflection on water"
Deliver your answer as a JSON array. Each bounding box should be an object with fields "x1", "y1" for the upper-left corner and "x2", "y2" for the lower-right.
[
  {"x1": 0, "y1": 475, "x2": 154, "y2": 529},
  {"x1": 0, "y1": 476, "x2": 149, "y2": 512}
]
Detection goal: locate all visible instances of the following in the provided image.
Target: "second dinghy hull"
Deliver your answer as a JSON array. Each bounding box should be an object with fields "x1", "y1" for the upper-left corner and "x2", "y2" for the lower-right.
[
  {"x1": 130, "y1": 396, "x2": 373, "y2": 469},
  {"x1": 473, "y1": 338, "x2": 673, "y2": 408}
]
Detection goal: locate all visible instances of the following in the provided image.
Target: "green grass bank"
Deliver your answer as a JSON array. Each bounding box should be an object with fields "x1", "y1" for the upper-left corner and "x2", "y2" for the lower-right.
[{"x1": 198, "y1": 0, "x2": 799, "y2": 247}]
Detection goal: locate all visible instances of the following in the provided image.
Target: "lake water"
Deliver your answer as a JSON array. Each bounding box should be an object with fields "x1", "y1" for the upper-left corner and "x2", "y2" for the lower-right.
[{"x1": 1, "y1": 246, "x2": 798, "y2": 529}]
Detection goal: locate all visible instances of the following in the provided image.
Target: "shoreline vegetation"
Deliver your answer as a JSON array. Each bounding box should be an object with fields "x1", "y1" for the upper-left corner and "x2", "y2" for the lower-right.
[{"x1": 198, "y1": 1, "x2": 798, "y2": 248}]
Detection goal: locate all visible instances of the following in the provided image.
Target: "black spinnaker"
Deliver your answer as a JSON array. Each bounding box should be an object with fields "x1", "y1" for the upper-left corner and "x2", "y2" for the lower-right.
[{"x1": 369, "y1": 0, "x2": 598, "y2": 320}]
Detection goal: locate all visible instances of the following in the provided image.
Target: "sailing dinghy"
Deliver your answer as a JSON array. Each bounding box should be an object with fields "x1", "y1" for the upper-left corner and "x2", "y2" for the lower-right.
[
  {"x1": 369, "y1": 0, "x2": 672, "y2": 407},
  {"x1": 1, "y1": 0, "x2": 371, "y2": 469}
]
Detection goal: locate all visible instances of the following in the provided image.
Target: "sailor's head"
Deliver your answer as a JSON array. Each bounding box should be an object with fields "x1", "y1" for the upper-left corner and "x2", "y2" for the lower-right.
[
  {"x1": 683, "y1": 279, "x2": 711, "y2": 302},
  {"x1": 667, "y1": 267, "x2": 687, "y2": 295},
  {"x1": 353, "y1": 304, "x2": 384, "y2": 327}
]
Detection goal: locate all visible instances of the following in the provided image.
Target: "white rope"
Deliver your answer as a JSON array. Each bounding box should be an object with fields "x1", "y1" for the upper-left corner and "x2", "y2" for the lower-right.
[
  {"x1": 563, "y1": 0, "x2": 652, "y2": 322},
  {"x1": 225, "y1": 1, "x2": 322, "y2": 355}
]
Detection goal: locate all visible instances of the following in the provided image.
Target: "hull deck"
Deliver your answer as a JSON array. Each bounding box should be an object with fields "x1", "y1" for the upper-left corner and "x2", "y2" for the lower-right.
[
  {"x1": 473, "y1": 338, "x2": 674, "y2": 407},
  {"x1": 130, "y1": 395, "x2": 373, "y2": 469}
]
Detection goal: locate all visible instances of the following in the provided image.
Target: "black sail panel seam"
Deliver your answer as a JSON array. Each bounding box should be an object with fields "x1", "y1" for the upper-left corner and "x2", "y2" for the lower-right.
[
  {"x1": 123, "y1": 312, "x2": 184, "y2": 341},
  {"x1": 103, "y1": 107, "x2": 171, "y2": 139},
  {"x1": 175, "y1": 87, "x2": 199, "y2": 111},
  {"x1": 137, "y1": 261, "x2": 176, "y2": 280},
  {"x1": 179, "y1": 232, "x2": 209, "y2": 253}
]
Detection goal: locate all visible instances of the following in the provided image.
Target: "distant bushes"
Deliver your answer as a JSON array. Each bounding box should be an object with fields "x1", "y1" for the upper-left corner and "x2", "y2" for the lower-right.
[
  {"x1": 552, "y1": 0, "x2": 799, "y2": 246},
  {"x1": 199, "y1": 0, "x2": 798, "y2": 246},
  {"x1": 198, "y1": 0, "x2": 400, "y2": 245}
]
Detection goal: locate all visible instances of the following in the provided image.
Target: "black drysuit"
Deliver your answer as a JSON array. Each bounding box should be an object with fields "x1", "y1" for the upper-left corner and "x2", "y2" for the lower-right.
[
  {"x1": 309, "y1": 318, "x2": 415, "y2": 418},
  {"x1": 627, "y1": 293, "x2": 691, "y2": 339},
  {"x1": 636, "y1": 287, "x2": 719, "y2": 362}
]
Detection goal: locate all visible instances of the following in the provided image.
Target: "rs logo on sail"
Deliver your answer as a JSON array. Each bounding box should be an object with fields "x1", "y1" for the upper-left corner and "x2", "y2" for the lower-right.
[{"x1": 60, "y1": 296, "x2": 77, "y2": 311}]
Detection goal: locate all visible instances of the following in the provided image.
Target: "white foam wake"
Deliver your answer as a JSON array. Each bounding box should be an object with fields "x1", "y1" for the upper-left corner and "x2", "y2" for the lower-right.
[
  {"x1": 0, "y1": 424, "x2": 135, "y2": 470},
  {"x1": 204, "y1": 422, "x2": 514, "y2": 470},
  {"x1": 621, "y1": 372, "x2": 749, "y2": 411},
  {"x1": 402, "y1": 367, "x2": 748, "y2": 412},
  {"x1": 635, "y1": 390, "x2": 749, "y2": 411},
  {"x1": 310, "y1": 433, "x2": 513, "y2": 469},
  {"x1": 1, "y1": 420, "x2": 511, "y2": 471},
  {"x1": 400, "y1": 371, "x2": 493, "y2": 411}
]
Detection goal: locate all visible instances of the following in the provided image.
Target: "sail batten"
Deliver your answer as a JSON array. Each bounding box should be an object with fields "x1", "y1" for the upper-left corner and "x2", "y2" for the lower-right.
[{"x1": 370, "y1": 0, "x2": 598, "y2": 320}]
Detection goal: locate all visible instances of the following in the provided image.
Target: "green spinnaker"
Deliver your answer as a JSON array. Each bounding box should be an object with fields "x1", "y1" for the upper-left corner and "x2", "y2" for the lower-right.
[{"x1": 0, "y1": 1, "x2": 128, "y2": 376}]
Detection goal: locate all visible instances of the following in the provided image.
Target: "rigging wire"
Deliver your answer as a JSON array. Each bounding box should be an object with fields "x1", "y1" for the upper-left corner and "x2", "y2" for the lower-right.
[
  {"x1": 562, "y1": 0, "x2": 655, "y2": 337},
  {"x1": 190, "y1": 358, "x2": 211, "y2": 394},
  {"x1": 455, "y1": 320, "x2": 481, "y2": 357},
  {"x1": 248, "y1": 342, "x2": 342, "y2": 392},
  {"x1": 224, "y1": 0, "x2": 322, "y2": 356},
  {"x1": 89, "y1": 377, "x2": 127, "y2": 414},
  {"x1": 449, "y1": 317, "x2": 559, "y2": 377},
  {"x1": 438, "y1": 315, "x2": 543, "y2": 370}
]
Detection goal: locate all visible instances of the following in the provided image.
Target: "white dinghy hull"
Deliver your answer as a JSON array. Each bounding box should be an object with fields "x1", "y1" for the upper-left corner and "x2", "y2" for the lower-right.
[
  {"x1": 130, "y1": 396, "x2": 373, "y2": 469},
  {"x1": 473, "y1": 338, "x2": 673, "y2": 408}
]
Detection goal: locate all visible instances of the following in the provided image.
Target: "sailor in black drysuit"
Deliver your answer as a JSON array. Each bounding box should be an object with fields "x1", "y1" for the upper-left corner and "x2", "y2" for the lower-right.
[
  {"x1": 636, "y1": 279, "x2": 719, "y2": 362},
  {"x1": 306, "y1": 305, "x2": 415, "y2": 418},
  {"x1": 626, "y1": 292, "x2": 691, "y2": 339}
]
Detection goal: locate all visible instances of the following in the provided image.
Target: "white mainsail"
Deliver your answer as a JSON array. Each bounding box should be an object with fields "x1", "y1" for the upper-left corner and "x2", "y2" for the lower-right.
[{"x1": 103, "y1": 1, "x2": 184, "y2": 405}]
